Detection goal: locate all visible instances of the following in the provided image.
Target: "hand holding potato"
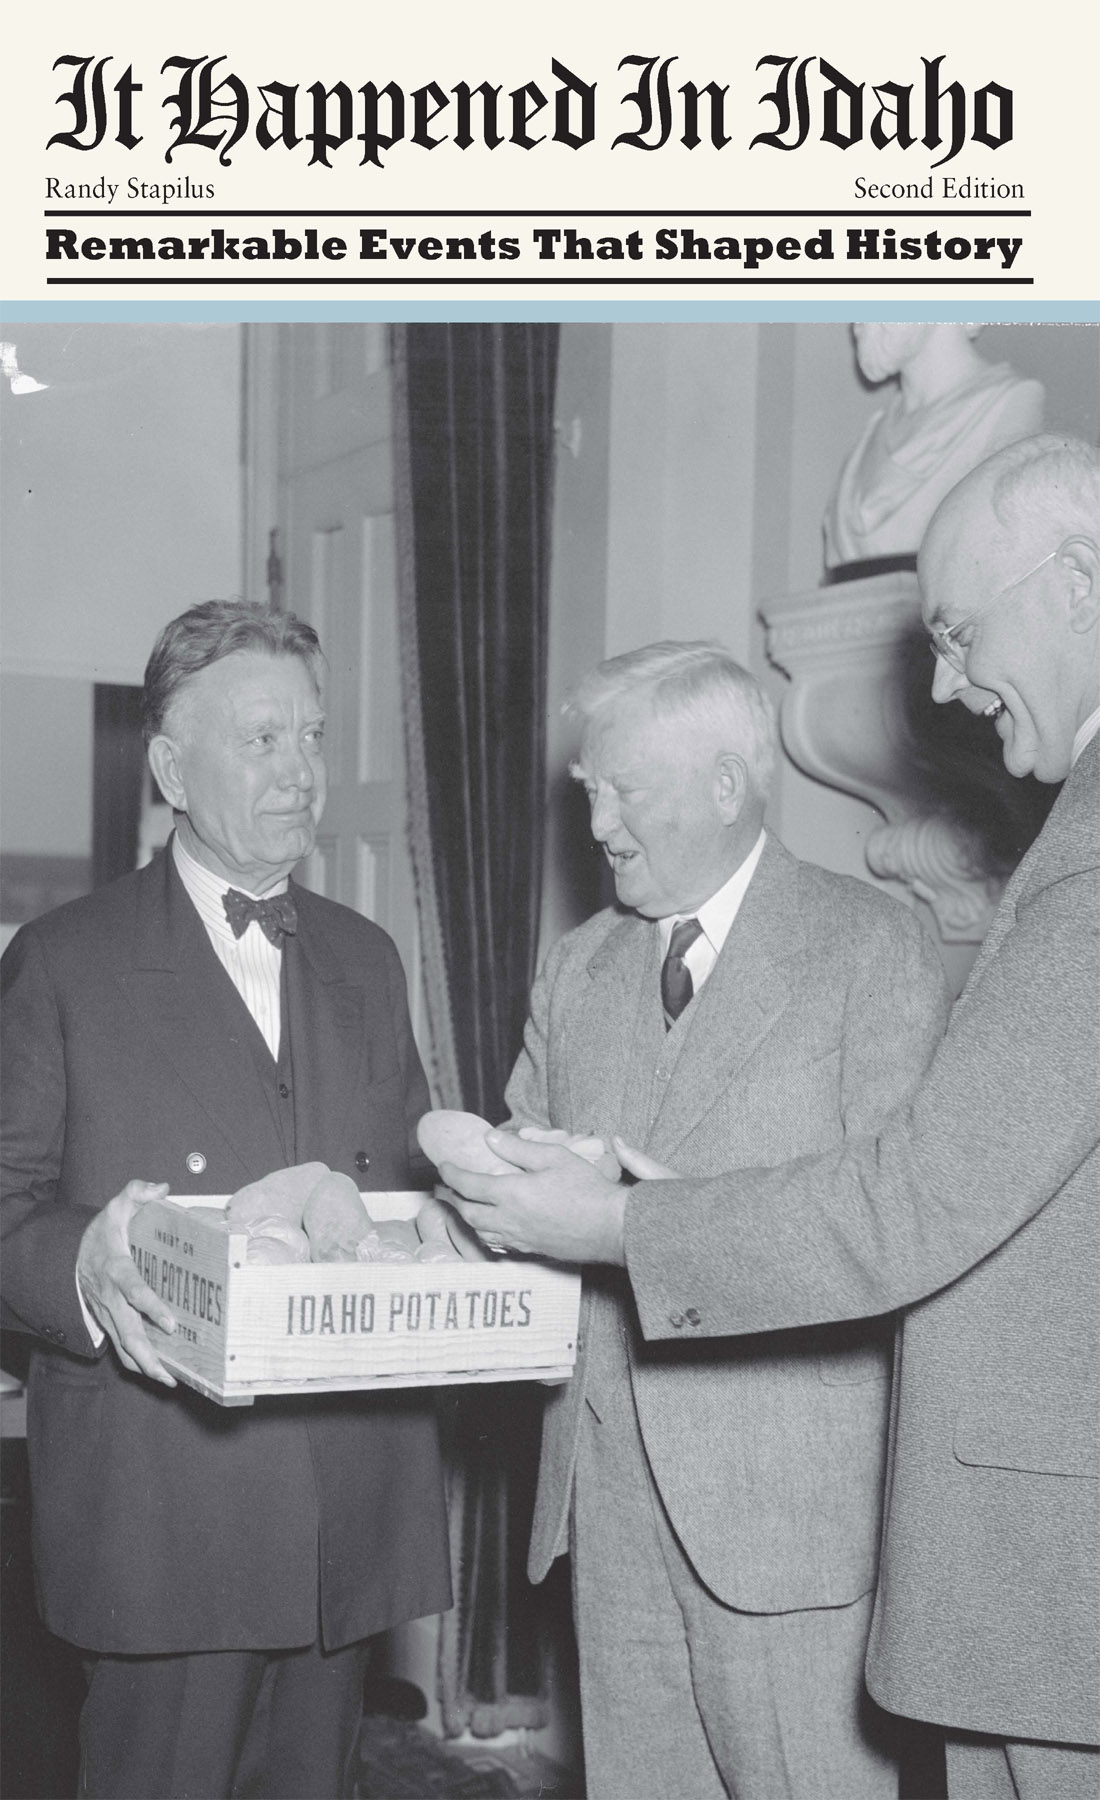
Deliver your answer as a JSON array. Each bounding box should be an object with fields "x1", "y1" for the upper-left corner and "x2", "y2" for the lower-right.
[
  {"x1": 517, "y1": 1126, "x2": 621, "y2": 1182},
  {"x1": 441, "y1": 1133, "x2": 628, "y2": 1265}
]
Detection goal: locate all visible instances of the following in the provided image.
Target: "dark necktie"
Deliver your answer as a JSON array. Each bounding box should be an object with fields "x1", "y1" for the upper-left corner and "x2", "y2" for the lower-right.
[
  {"x1": 222, "y1": 888, "x2": 298, "y2": 945},
  {"x1": 661, "y1": 916, "x2": 703, "y2": 1027}
]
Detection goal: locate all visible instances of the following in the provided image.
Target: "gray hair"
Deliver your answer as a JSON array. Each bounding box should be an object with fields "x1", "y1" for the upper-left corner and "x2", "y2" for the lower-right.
[
  {"x1": 567, "y1": 640, "x2": 777, "y2": 798},
  {"x1": 985, "y1": 434, "x2": 1100, "y2": 547},
  {"x1": 142, "y1": 600, "x2": 323, "y2": 746}
]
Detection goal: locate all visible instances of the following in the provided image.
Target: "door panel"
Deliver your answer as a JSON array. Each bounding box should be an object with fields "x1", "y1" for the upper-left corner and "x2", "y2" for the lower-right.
[{"x1": 243, "y1": 325, "x2": 424, "y2": 1044}]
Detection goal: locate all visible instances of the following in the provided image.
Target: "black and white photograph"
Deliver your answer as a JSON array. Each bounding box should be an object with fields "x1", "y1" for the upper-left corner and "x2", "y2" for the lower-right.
[{"x1": 1, "y1": 319, "x2": 1097, "y2": 1799}]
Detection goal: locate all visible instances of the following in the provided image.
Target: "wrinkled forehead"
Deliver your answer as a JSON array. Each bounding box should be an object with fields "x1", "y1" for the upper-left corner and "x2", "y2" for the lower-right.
[
  {"x1": 173, "y1": 649, "x2": 323, "y2": 733},
  {"x1": 575, "y1": 693, "x2": 687, "y2": 779}
]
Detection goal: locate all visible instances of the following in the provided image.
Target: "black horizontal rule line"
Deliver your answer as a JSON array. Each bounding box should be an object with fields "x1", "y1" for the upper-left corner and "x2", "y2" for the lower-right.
[
  {"x1": 45, "y1": 276, "x2": 1034, "y2": 286},
  {"x1": 44, "y1": 209, "x2": 1033, "y2": 219}
]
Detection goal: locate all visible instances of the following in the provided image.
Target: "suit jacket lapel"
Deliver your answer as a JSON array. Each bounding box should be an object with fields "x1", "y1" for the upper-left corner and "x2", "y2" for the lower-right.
[
  {"x1": 567, "y1": 913, "x2": 662, "y2": 1141},
  {"x1": 283, "y1": 886, "x2": 369, "y2": 1165},
  {"x1": 128, "y1": 851, "x2": 288, "y2": 1182},
  {"x1": 648, "y1": 839, "x2": 800, "y2": 1163}
]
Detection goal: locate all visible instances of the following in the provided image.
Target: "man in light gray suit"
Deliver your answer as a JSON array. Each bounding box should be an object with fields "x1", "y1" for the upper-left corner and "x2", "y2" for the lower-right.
[
  {"x1": 482, "y1": 644, "x2": 948, "y2": 1799},
  {"x1": 443, "y1": 435, "x2": 1099, "y2": 1800}
]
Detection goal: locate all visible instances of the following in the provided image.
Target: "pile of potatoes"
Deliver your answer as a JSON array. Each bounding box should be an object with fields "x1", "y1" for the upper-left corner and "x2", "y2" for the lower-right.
[{"x1": 199, "y1": 1164, "x2": 482, "y2": 1265}]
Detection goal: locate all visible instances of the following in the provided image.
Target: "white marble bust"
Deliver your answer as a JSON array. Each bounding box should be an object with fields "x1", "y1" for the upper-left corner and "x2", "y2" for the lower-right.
[{"x1": 824, "y1": 324, "x2": 1044, "y2": 572}]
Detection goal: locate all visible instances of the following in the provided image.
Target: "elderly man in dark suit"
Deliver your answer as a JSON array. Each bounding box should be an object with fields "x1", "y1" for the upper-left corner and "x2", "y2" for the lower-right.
[
  {"x1": 444, "y1": 434, "x2": 1099, "y2": 1800},
  {"x1": 1, "y1": 601, "x2": 451, "y2": 1800},
  {"x1": 448, "y1": 642, "x2": 949, "y2": 1798}
]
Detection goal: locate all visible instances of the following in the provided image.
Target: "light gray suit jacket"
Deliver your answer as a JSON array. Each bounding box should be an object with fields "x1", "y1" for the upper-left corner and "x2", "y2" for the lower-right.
[
  {"x1": 508, "y1": 836, "x2": 948, "y2": 1611},
  {"x1": 626, "y1": 737, "x2": 1099, "y2": 1743}
]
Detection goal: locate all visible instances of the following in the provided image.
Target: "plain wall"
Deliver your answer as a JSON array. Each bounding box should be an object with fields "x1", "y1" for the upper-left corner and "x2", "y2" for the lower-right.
[
  {"x1": 0, "y1": 673, "x2": 93, "y2": 856},
  {"x1": 539, "y1": 325, "x2": 615, "y2": 953},
  {"x1": 1, "y1": 323, "x2": 242, "y2": 686},
  {"x1": 604, "y1": 325, "x2": 760, "y2": 660},
  {"x1": 0, "y1": 324, "x2": 242, "y2": 876}
]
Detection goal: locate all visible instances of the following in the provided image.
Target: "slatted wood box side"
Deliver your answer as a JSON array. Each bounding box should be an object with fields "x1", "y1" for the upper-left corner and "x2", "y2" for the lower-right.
[{"x1": 128, "y1": 1195, "x2": 580, "y2": 1406}]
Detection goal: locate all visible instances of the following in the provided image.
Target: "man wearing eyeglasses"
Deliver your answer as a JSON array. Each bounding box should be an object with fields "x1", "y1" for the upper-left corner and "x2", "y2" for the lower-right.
[{"x1": 442, "y1": 433, "x2": 1099, "y2": 1800}]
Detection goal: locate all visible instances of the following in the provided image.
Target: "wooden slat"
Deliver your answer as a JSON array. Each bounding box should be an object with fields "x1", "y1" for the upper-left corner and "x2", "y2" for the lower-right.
[{"x1": 129, "y1": 1198, "x2": 581, "y2": 1407}]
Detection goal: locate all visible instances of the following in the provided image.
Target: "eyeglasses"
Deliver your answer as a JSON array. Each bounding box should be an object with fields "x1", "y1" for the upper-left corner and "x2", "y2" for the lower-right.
[{"x1": 928, "y1": 549, "x2": 1057, "y2": 673}]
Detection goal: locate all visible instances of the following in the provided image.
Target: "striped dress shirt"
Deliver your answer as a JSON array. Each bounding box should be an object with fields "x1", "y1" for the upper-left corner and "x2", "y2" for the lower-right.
[{"x1": 172, "y1": 833, "x2": 285, "y2": 1059}]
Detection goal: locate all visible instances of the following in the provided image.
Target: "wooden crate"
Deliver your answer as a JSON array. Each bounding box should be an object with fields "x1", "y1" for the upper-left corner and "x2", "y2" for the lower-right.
[{"x1": 128, "y1": 1194, "x2": 580, "y2": 1407}]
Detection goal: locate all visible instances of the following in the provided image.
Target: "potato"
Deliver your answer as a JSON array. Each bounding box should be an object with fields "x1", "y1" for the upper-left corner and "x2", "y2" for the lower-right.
[
  {"x1": 228, "y1": 1162, "x2": 330, "y2": 1230},
  {"x1": 415, "y1": 1192, "x2": 491, "y2": 1264},
  {"x1": 447, "y1": 1211, "x2": 494, "y2": 1262},
  {"x1": 414, "y1": 1193, "x2": 457, "y2": 1244},
  {"x1": 243, "y1": 1216, "x2": 311, "y2": 1261},
  {"x1": 354, "y1": 1229, "x2": 417, "y2": 1265},
  {"x1": 415, "y1": 1241, "x2": 462, "y2": 1263},
  {"x1": 302, "y1": 1170, "x2": 370, "y2": 1263},
  {"x1": 186, "y1": 1206, "x2": 231, "y2": 1229},
  {"x1": 415, "y1": 1110, "x2": 516, "y2": 1175},
  {"x1": 374, "y1": 1218, "x2": 421, "y2": 1256},
  {"x1": 246, "y1": 1236, "x2": 304, "y2": 1266}
]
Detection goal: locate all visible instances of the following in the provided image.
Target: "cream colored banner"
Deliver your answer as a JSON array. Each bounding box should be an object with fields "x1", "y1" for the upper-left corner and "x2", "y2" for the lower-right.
[{"x1": 1, "y1": 0, "x2": 1096, "y2": 303}]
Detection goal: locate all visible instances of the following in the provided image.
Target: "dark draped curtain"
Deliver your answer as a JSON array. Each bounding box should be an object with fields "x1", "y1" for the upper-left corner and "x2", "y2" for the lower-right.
[{"x1": 392, "y1": 323, "x2": 562, "y2": 1736}]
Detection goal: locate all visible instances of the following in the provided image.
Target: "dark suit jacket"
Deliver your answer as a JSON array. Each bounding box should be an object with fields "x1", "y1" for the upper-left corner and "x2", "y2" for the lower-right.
[
  {"x1": 626, "y1": 736, "x2": 1099, "y2": 1745},
  {"x1": 1, "y1": 847, "x2": 452, "y2": 1656}
]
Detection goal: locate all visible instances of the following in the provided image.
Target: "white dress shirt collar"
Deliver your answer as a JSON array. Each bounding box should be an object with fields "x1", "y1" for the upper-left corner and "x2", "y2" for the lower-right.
[
  {"x1": 657, "y1": 830, "x2": 767, "y2": 961},
  {"x1": 172, "y1": 833, "x2": 289, "y2": 942},
  {"x1": 1071, "y1": 704, "x2": 1100, "y2": 768}
]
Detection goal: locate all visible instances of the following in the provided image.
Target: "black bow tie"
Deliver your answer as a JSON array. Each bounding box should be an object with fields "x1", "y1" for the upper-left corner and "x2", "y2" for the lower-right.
[{"x1": 222, "y1": 888, "x2": 298, "y2": 945}]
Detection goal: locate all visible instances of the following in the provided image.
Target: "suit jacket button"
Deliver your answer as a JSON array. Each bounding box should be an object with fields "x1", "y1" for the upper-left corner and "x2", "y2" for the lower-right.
[
  {"x1": 186, "y1": 1151, "x2": 207, "y2": 1174},
  {"x1": 685, "y1": 1308, "x2": 701, "y2": 1327},
  {"x1": 669, "y1": 1312, "x2": 685, "y2": 1329},
  {"x1": 355, "y1": 1151, "x2": 370, "y2": 1173}
]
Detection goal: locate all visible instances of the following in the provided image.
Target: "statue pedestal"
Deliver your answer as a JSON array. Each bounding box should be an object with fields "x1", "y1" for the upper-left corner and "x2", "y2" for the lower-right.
[{"x1": 761, "y1": 574, "x2": 1001, "y2": 947}]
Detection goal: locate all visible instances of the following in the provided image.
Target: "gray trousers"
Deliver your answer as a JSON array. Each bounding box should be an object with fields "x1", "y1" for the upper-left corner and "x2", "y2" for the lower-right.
[{"x1": 570, "y1": 1391, "x2": 899, "y2": 1800}]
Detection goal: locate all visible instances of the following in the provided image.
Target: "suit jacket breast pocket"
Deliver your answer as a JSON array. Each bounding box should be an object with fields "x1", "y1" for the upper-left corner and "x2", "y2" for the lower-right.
[{"x1": 954, "y1": 1398, "x2": 1099, "y2": 1478}]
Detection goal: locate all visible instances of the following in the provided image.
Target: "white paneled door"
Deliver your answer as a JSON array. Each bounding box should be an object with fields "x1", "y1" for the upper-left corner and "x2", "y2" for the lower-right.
[{"x1": 243, "y1": 323, "x2": 424, "y2": 1047}]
